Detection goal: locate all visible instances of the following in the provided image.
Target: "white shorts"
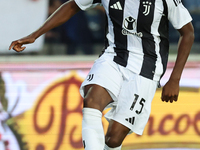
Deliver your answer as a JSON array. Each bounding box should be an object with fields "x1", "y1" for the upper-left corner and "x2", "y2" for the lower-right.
[{"x1": 80, "y1": 53, "x2": 158, "y2": 135}]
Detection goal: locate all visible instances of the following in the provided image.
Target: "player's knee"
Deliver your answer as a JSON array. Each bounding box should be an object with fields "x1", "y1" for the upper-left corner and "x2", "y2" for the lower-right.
[
  {"x1": 83, "y1": 97, "x2": 101, "y2": 110},
  {"x1": 105, "y1": 135, "x2": 122, "y2": 148},
  {"x1": 83, "y1": 96, "x2": 94, "y2": 107}
]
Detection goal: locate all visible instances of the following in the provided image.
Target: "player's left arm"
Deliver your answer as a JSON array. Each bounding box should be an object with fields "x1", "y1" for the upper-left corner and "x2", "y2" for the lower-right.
[{"x1": 161, "y1": 22, "x2": 194, "y2": 103}]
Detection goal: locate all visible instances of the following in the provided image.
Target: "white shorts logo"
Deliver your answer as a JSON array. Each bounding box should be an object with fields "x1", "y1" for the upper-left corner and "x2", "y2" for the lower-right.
[
  {"x1": 143, "y1": 1, "x2": 152, "y2": 16},
  {"x1": 87, "y1": 74, "x2": 94, "y2": 81}
]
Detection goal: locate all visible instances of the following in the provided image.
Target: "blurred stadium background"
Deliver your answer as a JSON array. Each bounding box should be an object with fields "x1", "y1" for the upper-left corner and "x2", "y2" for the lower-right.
[{"x1": 0, "y1": 0, "x2": 200, "y2": 150}]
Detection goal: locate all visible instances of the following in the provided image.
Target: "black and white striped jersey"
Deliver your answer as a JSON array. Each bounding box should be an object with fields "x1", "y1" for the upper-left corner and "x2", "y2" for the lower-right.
[{"x1": 74, "y1": 0, "x2": 192, "y2": 81}]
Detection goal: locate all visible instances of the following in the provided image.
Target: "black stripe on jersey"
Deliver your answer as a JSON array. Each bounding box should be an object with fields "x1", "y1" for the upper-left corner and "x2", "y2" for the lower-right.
[
  {"x1": 104, "y1": 15, "x2": 109, "y2": 50},
  {"x1": 159, "y1": 0, "x2": 169, "y2": 79},
  {"x1": 99, "y1": 14, "x2": 109, "y2": 57},
  {"x1": 137, "y1": 0, "x2": 156, "y2": 80},
  {"x1": 93, "y1": 0, "x2": 101, "y2": 4},
  {"x1": 108, "y1": 0, "x2": 129, "y2": 67}
]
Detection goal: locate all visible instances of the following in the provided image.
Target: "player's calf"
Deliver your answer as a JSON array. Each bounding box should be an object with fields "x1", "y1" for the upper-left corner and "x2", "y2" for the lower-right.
[{"x1": 105, "y1": 120, "x2": 130, "y2": 148}]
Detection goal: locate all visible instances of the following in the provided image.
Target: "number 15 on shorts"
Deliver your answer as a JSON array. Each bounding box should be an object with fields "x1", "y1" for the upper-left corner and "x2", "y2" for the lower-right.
[{"x1": 130, "y1": 94, "x2": 146, "y2": 114}]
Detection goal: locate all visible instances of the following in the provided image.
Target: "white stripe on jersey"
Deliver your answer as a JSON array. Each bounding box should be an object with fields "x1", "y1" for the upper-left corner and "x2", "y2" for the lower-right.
[
  {"x1": 153, "y1": 35, "x2": 163, "y2": 81},
  {"x1": 151, "y1": 0, "x2": 165, "y2": 81},
  {"x1": 124, "y1": 0, "x2": 143, "y2": 51}
]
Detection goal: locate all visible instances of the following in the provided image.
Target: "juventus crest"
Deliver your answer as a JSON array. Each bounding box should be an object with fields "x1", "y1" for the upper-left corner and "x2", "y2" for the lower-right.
[{"x1": 143, "y1": 1, "x2": 152, "y2": 16}]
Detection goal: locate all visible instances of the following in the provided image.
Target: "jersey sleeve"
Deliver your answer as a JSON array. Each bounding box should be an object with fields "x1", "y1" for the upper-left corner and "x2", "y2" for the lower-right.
[
  {"x1": 167, "y1": 0, "x2": 192, "y2": 29},
  {"x1": 74, "y1": 0, "x2": 101, "y2": 10}
]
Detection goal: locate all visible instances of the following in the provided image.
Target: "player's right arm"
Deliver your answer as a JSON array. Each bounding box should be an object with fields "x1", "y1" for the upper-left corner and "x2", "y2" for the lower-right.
[{"x1": 9, "y1": 0, "x2": 80, "y2": 52}]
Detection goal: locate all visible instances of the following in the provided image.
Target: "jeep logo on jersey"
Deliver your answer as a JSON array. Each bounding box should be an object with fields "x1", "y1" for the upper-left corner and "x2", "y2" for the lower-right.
[
  {"x1": 143, "y1": 1, "x2": 152, "y2": 16},
  {"x1": 122, "y1": 16, "x2": 143, "y2": 37}
]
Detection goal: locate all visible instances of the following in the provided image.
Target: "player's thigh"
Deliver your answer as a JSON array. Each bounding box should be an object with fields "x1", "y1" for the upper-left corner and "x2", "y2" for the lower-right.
[
  {"x1": 80, "y1": 55, "x2": 124, "y2": 111},
  {"x1": 83, "y1": 84, "x2": 113, "y2": 112}
]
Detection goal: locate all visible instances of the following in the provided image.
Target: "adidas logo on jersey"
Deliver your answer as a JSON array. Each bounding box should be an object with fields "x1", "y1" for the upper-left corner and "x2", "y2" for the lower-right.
[
  {"x1": 110, "y1": 1, "x2": 122, "y2": 10},
  {"x1": 125, "y1": 117, "x2": 135, "y2": 125}
]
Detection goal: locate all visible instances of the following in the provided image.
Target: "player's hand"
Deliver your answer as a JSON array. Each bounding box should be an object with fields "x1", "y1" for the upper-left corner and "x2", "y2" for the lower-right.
[
  {"x1": 9, "y1": 35, "x2": 36, "y2": 52},
  {"x1": 161, "y1": 79, "x2": 180, "y2": 103}
]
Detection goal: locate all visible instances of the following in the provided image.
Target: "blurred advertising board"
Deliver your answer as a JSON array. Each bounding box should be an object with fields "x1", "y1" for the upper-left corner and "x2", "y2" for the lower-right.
[
  {"x1": 0, "y1": 61, "x2": 200, "y2": 150},
  {"x1": 0, "y1": 0, "x2": 48, "y2": 53}
]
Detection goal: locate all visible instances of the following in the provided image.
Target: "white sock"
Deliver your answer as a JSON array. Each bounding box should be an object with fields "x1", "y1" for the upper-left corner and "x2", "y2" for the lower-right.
[
  {"x1": 104, "y1": 144, "x2": 122, "y2": 150},
  {"x1": 82, "y1": 108, "x2": 104, "y2": 150}
]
